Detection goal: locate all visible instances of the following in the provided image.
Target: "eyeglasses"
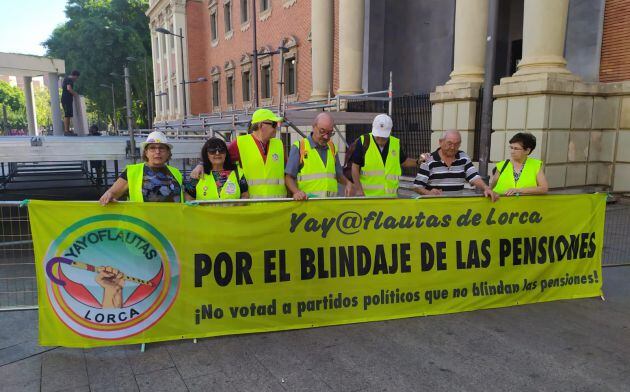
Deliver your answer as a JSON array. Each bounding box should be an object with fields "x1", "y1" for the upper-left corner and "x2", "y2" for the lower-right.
[
  {"x1": 147, "y1": 145, "x2": 168, "y2": 152},
  {"x1": 207, "y1": 148, "x2": 226, "y2": 155},
  {"x1": 318, "y1": 127, "x2": 336, "y2": 136},
  {"x1": 262, "y1": 121, "x2": 278, "y2": 128},
  {"x1": 509, "y1": 145, "x2": 525, "y2": 151}
]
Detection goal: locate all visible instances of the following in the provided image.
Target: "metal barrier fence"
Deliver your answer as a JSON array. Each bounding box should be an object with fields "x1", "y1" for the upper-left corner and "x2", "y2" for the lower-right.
[
  {"x1": 0, "y1": 202, "x2": 36, "y2": 310},
  {"x1": 346, "y1": 94, "x2": 433, "y2": 177},
  {"x1": 1, "y1": 197, "x2": 629, "y2": 310}
]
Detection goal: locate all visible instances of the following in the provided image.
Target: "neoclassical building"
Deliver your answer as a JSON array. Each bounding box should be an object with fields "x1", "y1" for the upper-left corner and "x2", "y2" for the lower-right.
[
  {"x1": 146, "y1": 0, "x2": 630, "y2": 191},
  {"x1": 147, "y1": 0, "x2": 366, "y2": 121}
]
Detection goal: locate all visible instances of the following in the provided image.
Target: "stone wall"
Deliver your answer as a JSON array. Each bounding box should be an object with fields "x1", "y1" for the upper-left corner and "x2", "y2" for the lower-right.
[{"x1": 491, "y1": 76, "x2": 630, "y2": 192}]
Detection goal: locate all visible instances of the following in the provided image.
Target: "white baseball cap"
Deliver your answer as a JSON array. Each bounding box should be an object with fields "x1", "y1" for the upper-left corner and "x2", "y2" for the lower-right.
[
  {"x1": 141, "y1": 131, "x2": 173, "y2": 150},
  {"x1": 371, "y1": 114, "x2": 393, "y2": 138}
]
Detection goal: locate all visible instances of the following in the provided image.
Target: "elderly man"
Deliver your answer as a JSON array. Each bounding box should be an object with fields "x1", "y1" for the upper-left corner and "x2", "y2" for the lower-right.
[
  {"x1": 414, "y1": 130, "x2": 497, "y2": 201},
  {"x1": 191, "y1": 108, "x2": 286, "y2": 198},
  {"x1": 285, "y1": 112, "x2": 353, "y2": 200},
  {"x1": 351, "y1": 114, "x2": 424, "y2": 197}
]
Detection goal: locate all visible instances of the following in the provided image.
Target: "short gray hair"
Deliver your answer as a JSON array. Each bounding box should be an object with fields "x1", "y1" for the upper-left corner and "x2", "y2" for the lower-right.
[{"x1": 439, "y1": 130, "x2": 461, "y2": 141}]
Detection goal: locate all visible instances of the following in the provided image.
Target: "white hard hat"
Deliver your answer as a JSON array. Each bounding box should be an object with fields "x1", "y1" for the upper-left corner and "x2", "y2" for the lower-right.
[
  {"x1": 141, "y1": 131, "x2": 173, "y2": 150},
  {"x1": 372, "y1": 114, "x2": 393, "y2": 138}
]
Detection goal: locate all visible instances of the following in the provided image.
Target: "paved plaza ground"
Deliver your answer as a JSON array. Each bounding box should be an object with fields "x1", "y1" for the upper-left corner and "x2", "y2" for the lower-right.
[{"x1": 1, "y1": 265, "x2": 629, "y2": 392}]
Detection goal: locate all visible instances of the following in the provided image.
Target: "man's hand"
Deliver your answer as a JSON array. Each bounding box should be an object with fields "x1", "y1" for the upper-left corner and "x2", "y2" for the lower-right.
[
  {"x1": 504, "y1": 188, "x2": 519, "y2": 196},
  {"x1": 190, "y1": 164, "x2": 205, "y2": 180},
  {"x1": 96, "y1": 266, "x2": 125, "y2": 309},
  {"x1": 484, "y1": 187, "x2": 499, "y2": 202},
  {"x1": 99, "y1": 190, "x2": 116, "y2": 205},
  {"x1": 428, "y1": 188, "x2": 442, "y2": 196},
  {"x1": 419, "y1": 152, "x2": 431, "y2": 163},
  {"x1": 292, "y1": 190, "x2": 308, "y2": 201}
]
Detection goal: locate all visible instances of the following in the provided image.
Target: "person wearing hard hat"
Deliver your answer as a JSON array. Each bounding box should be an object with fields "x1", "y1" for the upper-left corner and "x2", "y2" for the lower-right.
[
  {"x1": 190, "y1": 108, "x2": 286, "y2": 198},
  {"x1": 99, "y1": 131, "x2": 189, "y2": 204},
  {"x1": 351, "y1": 114, "x2": 427, "y2": 197},
  {"x1": 285, "y1": 112, "x2": 353, "y2": 200}
]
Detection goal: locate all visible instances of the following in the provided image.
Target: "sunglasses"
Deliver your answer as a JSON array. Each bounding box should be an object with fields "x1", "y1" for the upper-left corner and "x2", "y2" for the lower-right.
[
  {"x1": 207, "y1": 148, "x2": 226, "y2": 154},
  {"x1": 262, "y1": 121, "x2": 278, "y2": 128}
]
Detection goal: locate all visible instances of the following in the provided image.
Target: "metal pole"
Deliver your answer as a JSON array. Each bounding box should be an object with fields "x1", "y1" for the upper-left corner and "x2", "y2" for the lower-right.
[
  {"x1": 144, "y1": 57, "x2": 151, "y2": 129},
  {"x1": 124, "y1": 65, "x2": 136, "y2": 162},
  {"x1": 179, "y1": 28, "x2": 187, "y2": 118},
  {"x1": 478, "y1": 0, "x2": 499, "y2": 178},
  {"x1": 2, "y1": 104, "x2": 6, "y2": 134},
  {"x1": 111, "y1": 83, "x2": 117, "y2": 134},
  {"x1": 252, "y1": 0, "x2": 259, "y2": 107},
  {"x1": 388, "y1": 72, "x2": 393, "y2": 116},
  {"x1": 277, "y1": 44, "x2": 286, "y2": 115}
]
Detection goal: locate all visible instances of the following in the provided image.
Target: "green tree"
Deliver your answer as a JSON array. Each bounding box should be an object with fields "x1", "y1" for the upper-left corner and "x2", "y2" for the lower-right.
[
  {"x1": 0, "y1": 81, "x2": 27, "y2": 132},
  {"x1": 44, "y1": 0, "x2": 153, "y2": 129},
  {"x1": 35, "y1": 87, "x2": 52, "y2": 130}
]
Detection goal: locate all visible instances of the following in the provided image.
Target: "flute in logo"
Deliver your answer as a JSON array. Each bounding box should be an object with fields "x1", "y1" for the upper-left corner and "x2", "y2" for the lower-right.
[{"x1": 46, "y1": 257, "x2": 154, "y2": 287}]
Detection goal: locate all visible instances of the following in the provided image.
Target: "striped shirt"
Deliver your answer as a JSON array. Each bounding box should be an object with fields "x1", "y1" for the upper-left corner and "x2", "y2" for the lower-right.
[{"x1": 414, "y1": 149, "x2": 481, "y2": 193}]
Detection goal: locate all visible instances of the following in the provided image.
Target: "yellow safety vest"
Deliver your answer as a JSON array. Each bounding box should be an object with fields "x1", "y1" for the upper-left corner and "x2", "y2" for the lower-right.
[
  {"x1": 294, "y1": 138, "x2": 338, "y2": 198},
  {"x1": 126, "y1": 163, "x2": 183, "y2": 202},
  {"x1": 195, "y1": 170, "x2": 241, "y2": 200},
  {"x1": 492, "y1": 158, "x2": 542, "y2": 195},
  {"x1": 359, "y1": 134, "x2": 401, "y2": 197},
  {"x1": 236, "y1": 134, "x2": 286, "y2": 198}
]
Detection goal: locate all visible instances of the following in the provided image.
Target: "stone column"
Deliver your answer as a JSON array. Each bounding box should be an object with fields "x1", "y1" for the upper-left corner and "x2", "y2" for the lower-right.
[
  {"x1": 48, "y1": 73, "x2": 64, "y2": 136},
  {"x1": 149, "y1": 32, "x2": 160, "y2": 123},
  {"x1": 23, "y1": 76, "x2": 38, "y2": 136},
  {"x1": 173, "y1": 8, "x2": 187, "y2": 118},
  {"x1": 446, "y1": 0, "x2": 489, "y2": 85},
  {"x1": 513, "y1": 0, "x2": 572, "y2": 76},
  {"x1": 337, "y1": 0, "x2": 365, "y2": 95},
  {"x1": 310, "y1": 0, "x2": 333, "y2": 99}
]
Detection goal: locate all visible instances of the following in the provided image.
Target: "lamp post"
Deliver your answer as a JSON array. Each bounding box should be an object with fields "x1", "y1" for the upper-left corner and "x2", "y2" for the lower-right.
[
  {"x1": 127, "y1": 56, "x2": 152, "y2": 129},
  {"x1": 182, "y1": 77, "x2": 208, "y2": 85},
  {"x1": 110, "y1": 66, "x2": 136, "y2": 161},
  {"x1": 155, "y1": 27, "x2": 187, "y2": 118},
  {"x1": 251, "y1": 0, "x2": 259, "y2": 107},
  {"x1": 99, "y1": 83, "x2": 117, "y2": 133}
]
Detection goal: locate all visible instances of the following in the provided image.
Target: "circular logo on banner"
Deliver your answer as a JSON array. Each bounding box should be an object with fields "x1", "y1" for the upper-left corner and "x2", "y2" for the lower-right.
[{"x1": 42, "y1": 214, "x2": 180, "y2": 340}]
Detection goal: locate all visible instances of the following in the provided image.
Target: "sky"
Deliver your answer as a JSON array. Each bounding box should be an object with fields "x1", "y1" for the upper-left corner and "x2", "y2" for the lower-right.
[{"x1": 0, "y1": 0, "x2": 68, "y2": 56}]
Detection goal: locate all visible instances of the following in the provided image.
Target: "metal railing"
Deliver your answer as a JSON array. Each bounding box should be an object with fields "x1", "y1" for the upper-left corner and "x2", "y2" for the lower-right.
[{"x1": 1, "y1": 196, "x2": 628, "y2": 311}]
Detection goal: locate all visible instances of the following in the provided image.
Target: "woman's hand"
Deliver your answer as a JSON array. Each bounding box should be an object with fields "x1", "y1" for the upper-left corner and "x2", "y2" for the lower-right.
[{"x1": 190, "y1": 164, "x2": 205, "y2": 180}]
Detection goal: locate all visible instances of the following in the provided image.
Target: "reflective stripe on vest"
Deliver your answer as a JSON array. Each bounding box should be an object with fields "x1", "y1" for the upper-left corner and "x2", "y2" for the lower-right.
[
  {"x1": 293, "y1": 138, "x2": 338, "y2": 198},
  {"x1": 359, "y1": 134, "x2": 401, "y2": 198},
  {"x1": 126, "y1": 163, "x2": 183, "y2": 202},
  {"x1": 237, "y1": 134, "x2": 286, "y2": 198},
  {"x1": 195, "y1": 170, "x2": 241, "y2": 200},
  {"x1": 492, "y1": 158, "x2": 542, "y2": 195}
]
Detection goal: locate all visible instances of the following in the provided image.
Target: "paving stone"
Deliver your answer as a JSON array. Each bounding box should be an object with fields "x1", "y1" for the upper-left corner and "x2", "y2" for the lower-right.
[
  {"x1": 0, "y1": 355, "x2": 41, "y2": 392},
  {"x1": 85, "y1": 346, "x2": 139, "y2": 392},
  {"x1": 135, "y1": 367, "x2": 188, "y2": 392},
  {"x1": 166, "y1": 339, "x2": 222, "y2": 380},
  {"x1": 125, "y1": 344, "x2": 175, "y2": 375},
  {"x1": 41, "y1": 348, "x2": 89, "y2": 392}
]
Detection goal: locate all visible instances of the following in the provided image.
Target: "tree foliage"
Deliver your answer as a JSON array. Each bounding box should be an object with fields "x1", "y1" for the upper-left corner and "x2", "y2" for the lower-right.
[
  {"x1": 35, "y1": 88, "x2": 52, "y2": 128},
  {"x1": 0, "y1": 81, "x2": 27, "y2": 131},
  {"x1": 44, "y1": 0, "x2": 153, "y2": 129}
]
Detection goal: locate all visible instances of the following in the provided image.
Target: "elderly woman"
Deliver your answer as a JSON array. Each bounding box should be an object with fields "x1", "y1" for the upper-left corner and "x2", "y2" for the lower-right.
[
  {"x1": 185, "y1": 137, "x2": 249, "y2": 200},
  {"x1": 99, "y1": 131, "x2": 189, "y2": 204},
  {"x1": 490, "y1": 132, "x2": 548, "y2": 196}
]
